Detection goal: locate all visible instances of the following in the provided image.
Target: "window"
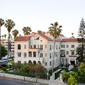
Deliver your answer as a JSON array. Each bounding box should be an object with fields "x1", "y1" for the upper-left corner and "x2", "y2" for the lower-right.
[
  {"x1": 50, "y1": 45, "x2": 51, "y2": 50},
  {"x1": 55, "y1": 52, "x2": 58, "y2": 57},
  {"x1": 67, "y1": 45, "x2": 69, "y2": 48},
  {"x1": 56, "y1": 45, "x2": 58, "y2": 49},
  {"x1": 29, "y1": 52, "x2": 32, "y2": 57},
  {"x1": 33, "y1": 52, "x2": 36, "y2": 57},
  {"x1": 24, "y1": 53, "x2": 27, "y2": 57},
  {"x1": 38, "y1": 45, "x2": 39, "y2": 48},
  {"x1": 50, "y1": 53, "x2": 51, "y2": 58},
  {"x1": 45, "y1": 62, "x2": 47, "y2": 66},
  {"x1": 67, "y1": 51, "x2": 69, "y2": 55},
  {"x1": 40, "y1": 53, "x2": 43, "y2": 57},
  {"x1": 31, "y1": 45, "x2": 32, "y2": 48},
  {"x1": 71, "y1": 51, "x2": 74, "y2": 55},
  {"x1": 56, "y1": 59, "x2": 57, "y2": 63},
  {"x1": 34, "y1": 36, "x2": 39, "y2": 40},
  {"x1": 50, "y1": 61, "x2": 51, "y2": 66},
  {"x1": 18, "y1": 52, "x2": 21, "y2": 57},
  {"x1": 18, "y1": 44, "x2": 21, "y2": 50},
  {"x1": 60, "y1": 50, "x2": 65, "y2": 56},
  {"x1": 45, "y1": 53, "x2": 47, "y2": 57},
  {"x1": 24, "y1": 61, "x2": 26, "y2": 64},
  {"x1": 40, "y1": 45, "x2": 43, "y2": 50},
  {"x1": 40, "y1": 40, "x2": 42, "y2": 42},
  {"x1": 45, "y1": 45, "x2": 47, "y2": 48},
  {"x1": 71, "y1": 45, "x2": 74, "y2": 48},
  {"x1": 34, "y1": 45, "x2": 36, "y2": 48},
  {"x1": 61, "y1": 45, "x2": 65, "y2": 48},
  {"x1": 24, "y1": 44, "x2": 26, "y2": 49},
  {"x1": 18, "y1": 61, "x2": 21, "y2": 63}
]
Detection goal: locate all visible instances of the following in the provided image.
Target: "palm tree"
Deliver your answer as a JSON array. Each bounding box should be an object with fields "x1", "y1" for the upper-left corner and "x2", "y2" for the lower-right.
[
  {"x1": 0, "y1": 18, "x2": 4, "y2": 59},
  {"x1": 12, "y1": 29, "x2": 19, "y2": 39},
  {"x1": 2, "y1": 35, "x2": 4, "y2": 39},
  {"x1": 4, "y1": 19, "x2": 15, "y2": 63},
  {"x1": 22, "y1": 26, "x2": 31, "y2": 35},
  {"x1": 37, "y1": 30, "x2": 42, "y2": 34},
  {"x1": 48, "y1": 22, "x2": 62, "y2": 74},
  {"x1": 19, "y1": 34, "x2": 21, "y2": 36},
  {"x1": 4, "y1": 34, "x2": 7, "y2": 39}
]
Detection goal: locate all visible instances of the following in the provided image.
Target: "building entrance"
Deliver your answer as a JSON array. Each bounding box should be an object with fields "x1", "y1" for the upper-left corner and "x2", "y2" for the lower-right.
[{"x1": 70, "y1": 61, "x2": 75, "y2": 65}]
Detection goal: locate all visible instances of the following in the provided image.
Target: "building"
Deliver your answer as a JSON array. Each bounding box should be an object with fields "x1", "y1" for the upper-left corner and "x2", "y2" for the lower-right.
[
  {"x1": 14, "y1": 32, "x2": 79, "y2": 70},
  {"x1": 1, "y1": 39, "x2": 14, "y2": 56}
]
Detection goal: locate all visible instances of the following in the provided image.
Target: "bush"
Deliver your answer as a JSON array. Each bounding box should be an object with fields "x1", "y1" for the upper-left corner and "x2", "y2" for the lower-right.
[{"x1": 68, "y1": 75, "x2": 77, "y2": 85}]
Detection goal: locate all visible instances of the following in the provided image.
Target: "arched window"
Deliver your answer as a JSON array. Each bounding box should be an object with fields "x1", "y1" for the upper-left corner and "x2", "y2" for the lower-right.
[{"x1": 18, "y1": 44, "x2": 21, "y2": 50}]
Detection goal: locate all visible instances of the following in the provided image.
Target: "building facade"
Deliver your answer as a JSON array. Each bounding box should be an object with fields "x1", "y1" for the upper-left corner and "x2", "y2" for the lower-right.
[{"x1": 14, "y1": 33, "x2": 78, "y2": 70}]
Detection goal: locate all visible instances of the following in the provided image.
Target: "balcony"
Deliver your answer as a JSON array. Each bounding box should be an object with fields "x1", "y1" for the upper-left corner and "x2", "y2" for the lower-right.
[
  {"x1": 60, "y1": 54, "x2": 65, "y2": 57},
  {"x1": 28, "y1": 48, "x2": 40, "y2": 53}
]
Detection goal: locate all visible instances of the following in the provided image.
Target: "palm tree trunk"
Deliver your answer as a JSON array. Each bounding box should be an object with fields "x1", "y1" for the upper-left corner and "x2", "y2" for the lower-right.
[
  {"x1": 7, "y1": 32, "x2": 10, "y2": 64},
  {"x1": 52, "y1": 37, "x2": 55, "y2": 74},
  {"x1": 0, "y1": 26, "x2": 1, "y2": 59}
]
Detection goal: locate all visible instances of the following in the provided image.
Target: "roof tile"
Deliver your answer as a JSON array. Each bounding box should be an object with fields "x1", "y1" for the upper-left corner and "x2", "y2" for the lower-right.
[
  {"x1": 15, "y1": 36, "x2": 31, "y2": 41},
  {"x1": 62, "y1": 38, "x2": 77, "y2": 42}
]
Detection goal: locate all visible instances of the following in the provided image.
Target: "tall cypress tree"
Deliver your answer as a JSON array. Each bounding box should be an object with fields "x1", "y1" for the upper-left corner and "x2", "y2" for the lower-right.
[{"x1": 76, "y1": 18, "x2": 85, "y2": 62}]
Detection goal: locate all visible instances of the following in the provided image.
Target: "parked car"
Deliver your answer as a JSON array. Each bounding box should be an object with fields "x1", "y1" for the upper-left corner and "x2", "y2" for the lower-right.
[{"x1": 0, "y1": 60, "x2": 4, "y2": 62}]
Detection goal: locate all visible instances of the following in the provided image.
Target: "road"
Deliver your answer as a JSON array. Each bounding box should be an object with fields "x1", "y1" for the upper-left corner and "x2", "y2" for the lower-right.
[{"x1": 0, "y1": 77, "x2": 44, "y2": 85}]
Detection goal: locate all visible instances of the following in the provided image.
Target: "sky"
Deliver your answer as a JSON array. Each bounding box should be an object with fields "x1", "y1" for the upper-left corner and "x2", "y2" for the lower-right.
[{"x1": 0, "y1": 0, "x2": 85, "y2": 38}]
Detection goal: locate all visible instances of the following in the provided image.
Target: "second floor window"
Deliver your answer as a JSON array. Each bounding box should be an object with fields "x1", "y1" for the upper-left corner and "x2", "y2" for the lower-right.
[
  {"x1": 24, "y1": 53, "x2": 27, "y2": 57},
  {"x1": 18, "y1": 52, "x2": 21, "y2": 57},
  {"x1": 50, "y1": 45, "x2": 51, "y2": 50},
  {"x1": 29, "y1": 52, "x2": 32, "y2": 57},
  {"x1": 45, "y1": 45, "x2": 47, "y2": 48},
  {"x1": 24, "y1": 45, "x2": 26, "y2": 49},
  {"x1": 33, "y1": 52, "x2": 36, "y2": 57},
  {"x1": 71, "y1": 51, "x2": 74, "y2": 55},
  {"x1": 50, "y1": 53, "x2": 51, "y2": 58},
  {"x1": 40, "y1": 45, "x2": 43, "y2": 50},
  {"x1": 67, "y1": 51, "x2": 69, "y2": 55},
  {"x1": 61, "y1": 45, "x2": 65, "y2": 48},
  {"x1": 56, "y1": 45, "x2": 58, "y2": 49},
  {"x1": 34, "y1": 45, "x2": 36, "y2": 48},
  {"x1": 40, "y1": 53, "x2": 43, "y2": 57},
  {"x1": 71, "y1": 45, "x2": 74, "y2": 48}
]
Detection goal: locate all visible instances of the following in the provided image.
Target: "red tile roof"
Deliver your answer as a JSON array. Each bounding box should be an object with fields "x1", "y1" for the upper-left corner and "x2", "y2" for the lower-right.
[
  {"x1": 62, "y1": 38, "x2": 77, "y2": 42},
  {"x1": 69, "y1": 55, "x2": 77, "y2": 57},
  {"x1": 15, "y1": 36, "x2": 31, "y2": 41},
  {"x1": 37, "y1": 33, "x2": 53, "y2": 41}
]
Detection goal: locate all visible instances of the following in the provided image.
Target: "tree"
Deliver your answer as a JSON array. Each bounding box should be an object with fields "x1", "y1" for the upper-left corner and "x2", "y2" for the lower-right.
[
  {"x1": 4, "y1": 34, "x2": 6, "y2": 38},
  {"x1": 22, "y1": 26, "x2": 31, "y2": 35},
  {"x1": 4, "y1": 19, "x2": 15, "y2": 64},
  {"x1": 0, "y1": 18, "x2": 4, "y2": 59},
  {"x1": 48, "y1": 22, "x2": 62, "y2": 74},
  {"x1": 37, "y1": 30, "x2": 45, "y2": 34},
  {"x1": 2, "y1": 35, "x2": 4, "y2": 39},
  {"x1": 68, "y1": 75, "x2": 77, "y2": 85},
  {"x1": 19, "y1": 66, "x2": 30, "y2": 81},
  {"x1": 1, "y1": 45, "x2": 7, "y2": 59},
  {"x1": 29, "y1": 65, "x2": 46, "y2": 82},
  {"x1": 76, "y1": 18, "x2": 85, "y2": 62},
  {"x1": 70, "y1": 33, "x2": 75, "y2": 38},
  {"x1": 12, "y1": 29, "x2": 19, "y2": 39}
]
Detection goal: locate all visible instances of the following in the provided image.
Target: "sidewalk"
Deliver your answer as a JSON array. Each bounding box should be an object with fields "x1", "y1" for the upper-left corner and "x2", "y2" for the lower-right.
[{"x1": 0, "y1": 72, "x2": 66, "y2": 85}]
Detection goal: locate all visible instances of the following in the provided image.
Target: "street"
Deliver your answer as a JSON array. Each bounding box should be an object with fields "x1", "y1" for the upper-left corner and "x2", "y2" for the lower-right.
[{"x1": 0, "y1": 77, "x2": 44, "y2": 85}]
